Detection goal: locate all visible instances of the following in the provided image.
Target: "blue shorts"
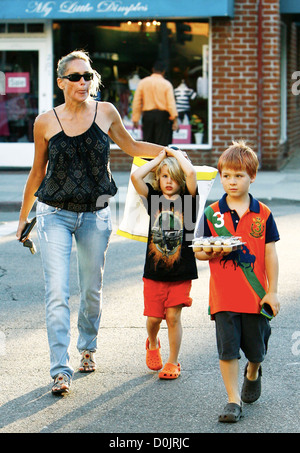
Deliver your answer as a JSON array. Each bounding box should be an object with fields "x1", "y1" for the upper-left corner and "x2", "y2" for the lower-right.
[{"x1": 214, "y1": 312, "x2": 271, "y2": 362}]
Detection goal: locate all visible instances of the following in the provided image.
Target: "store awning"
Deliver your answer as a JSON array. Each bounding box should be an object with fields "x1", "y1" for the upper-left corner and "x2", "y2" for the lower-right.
[
  {"x1": 0, "y1": 0, "x2": 234, "y2": 20},
  {"x1": 280, "y1": 0, "x2": 300, "y2": 14}
]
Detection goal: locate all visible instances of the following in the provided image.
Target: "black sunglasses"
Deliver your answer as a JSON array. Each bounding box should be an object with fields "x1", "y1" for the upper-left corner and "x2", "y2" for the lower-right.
[{"x1": 61, "y1": 72, "x2": 94, "y2": 82}]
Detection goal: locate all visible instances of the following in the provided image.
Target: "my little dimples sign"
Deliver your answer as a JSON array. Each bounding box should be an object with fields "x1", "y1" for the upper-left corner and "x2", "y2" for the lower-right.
[{"x1": 5, "y1": 72, "x2": 30, "y2": 93}]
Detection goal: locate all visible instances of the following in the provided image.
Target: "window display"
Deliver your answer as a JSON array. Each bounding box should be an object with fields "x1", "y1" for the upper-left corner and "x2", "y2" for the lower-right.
[
  {"x1": 0, "y1": 51, "x2": 38, "y2": 143},
  {"x1": 53, "y1": 20, "x2": 209, "y2": 145}
]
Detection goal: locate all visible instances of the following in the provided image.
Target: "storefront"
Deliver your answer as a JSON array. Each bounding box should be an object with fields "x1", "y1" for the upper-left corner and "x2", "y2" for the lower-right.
[
  {"x1": 0, "y1": 0, "x2": 234, "y2": 168},
  {"x1": 1, "y1": 1, "x2": 299, "y2": 171}
]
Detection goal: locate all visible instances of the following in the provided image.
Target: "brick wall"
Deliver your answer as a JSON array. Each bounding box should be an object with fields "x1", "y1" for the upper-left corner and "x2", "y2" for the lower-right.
[
  {"x1": 110, "y1": 0, "x2": 299, "y2": 172},
  {"x1": 212, "y1": 0, "x2": 283, "y2": 170},
  {"x1": 285, "y1": 20, "x2": 300, "y2": 161}
]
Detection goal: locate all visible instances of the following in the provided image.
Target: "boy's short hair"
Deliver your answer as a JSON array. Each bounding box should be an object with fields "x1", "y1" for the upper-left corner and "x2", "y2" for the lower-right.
[
  {"x1": 153, "y1": 157, "x2": 186, "y2": 193},
  {"x1": 218, "y1": 140, "x2": 259, "y2": 179}
]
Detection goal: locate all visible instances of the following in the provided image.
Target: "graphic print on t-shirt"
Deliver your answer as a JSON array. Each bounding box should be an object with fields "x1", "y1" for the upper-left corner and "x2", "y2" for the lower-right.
[{"x1": 148, "y1": 204, "x2": 184, "y2": 271}]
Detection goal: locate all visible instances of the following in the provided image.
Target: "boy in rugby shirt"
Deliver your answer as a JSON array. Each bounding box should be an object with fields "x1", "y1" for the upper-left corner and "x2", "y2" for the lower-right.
[{"x1": 195, "y1": 140, "x2": 280, "y2": 422}]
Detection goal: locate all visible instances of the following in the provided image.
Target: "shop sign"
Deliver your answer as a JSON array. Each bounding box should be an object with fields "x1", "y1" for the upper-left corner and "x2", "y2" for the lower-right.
[
  {"x1": 0, "y1": 1, "x2": 235, "y2": 20},
  {"x1": 5, "y1": 73, "x2": 30, "y2": 94},
  {"x1": 0, "y1": 72, "x2": 5, "y2": 95},
  {"x1": 172, "y1": 125, "x2": 191, "y2": 145},
  {"x1": 280, "y1": 0, "x2": 300, "y2": 14}
]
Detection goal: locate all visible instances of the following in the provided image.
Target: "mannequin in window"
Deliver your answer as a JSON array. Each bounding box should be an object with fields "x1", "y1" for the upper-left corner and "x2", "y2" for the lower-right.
[{"x1": 174, "y1": 80, "x2": 196, "y2": 121}]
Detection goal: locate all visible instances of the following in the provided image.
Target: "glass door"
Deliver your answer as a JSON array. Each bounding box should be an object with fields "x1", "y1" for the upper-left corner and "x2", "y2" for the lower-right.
[
  {"x1": 0, "y1": 30, "x2": 53, "y2": 167},
  {"x1": 0, "y1": 50, "x2": 39, "y2": 143}
]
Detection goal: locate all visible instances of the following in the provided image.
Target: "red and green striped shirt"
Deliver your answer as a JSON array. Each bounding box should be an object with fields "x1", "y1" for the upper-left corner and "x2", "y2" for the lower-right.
[{"x1": 202, "y1": 194, "x2": 279, "y2": 316}]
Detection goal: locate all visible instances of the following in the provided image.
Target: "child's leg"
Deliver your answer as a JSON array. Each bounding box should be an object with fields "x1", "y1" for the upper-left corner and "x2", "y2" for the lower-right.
[
  {"x1": 246, "y1": 361, "x2": 261, "y2": 380},
  {"x1": 146, "y1": 316, "x2": 162, "y2": 349},
  {"x1": 165, "y1": 305, "x2": 183, "y2": 365},
  {"x1": 219, "y1": 359, "x2": 241, "y2": 405},
  {"x1": 146, "y1": 316, "x2": 163, "y2": 371}
]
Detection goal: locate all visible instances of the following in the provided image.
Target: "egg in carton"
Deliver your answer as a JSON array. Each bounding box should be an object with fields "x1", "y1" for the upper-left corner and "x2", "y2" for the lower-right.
[{"x1": 192, "y1": 236, "x2": 244, "y2": 252}]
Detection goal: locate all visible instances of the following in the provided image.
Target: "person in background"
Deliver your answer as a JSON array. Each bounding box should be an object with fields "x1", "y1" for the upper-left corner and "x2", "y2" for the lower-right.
[
  {"x1": 132, "y1": 61, "x2": 178, "y2": 146},
  {"x1": 16, "y1": 50, "x2": 166, "y2": 395}
]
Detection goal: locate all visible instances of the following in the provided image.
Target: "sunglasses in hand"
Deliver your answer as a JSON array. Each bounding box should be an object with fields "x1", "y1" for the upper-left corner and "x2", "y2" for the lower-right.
[
  {"x1": 20, "y1": 217, "x2": 37, "y2": 255},
  {"x1": 61, "y1": 72, "x2": 94, "y2": 82}
]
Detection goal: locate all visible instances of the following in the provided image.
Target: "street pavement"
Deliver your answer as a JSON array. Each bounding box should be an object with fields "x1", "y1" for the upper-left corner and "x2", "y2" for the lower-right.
[{"x1": 0, "y1": 149, "x2": 300, "y2": 436}]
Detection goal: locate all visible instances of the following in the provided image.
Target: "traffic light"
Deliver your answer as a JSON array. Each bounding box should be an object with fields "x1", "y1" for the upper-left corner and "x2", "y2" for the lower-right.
[{"x1": 176, "y1": 23, "x2": 192, "y2": 44}]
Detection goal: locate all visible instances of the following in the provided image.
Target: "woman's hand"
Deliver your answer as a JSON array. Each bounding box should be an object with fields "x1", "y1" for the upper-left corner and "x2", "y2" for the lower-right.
[{"x1": 16, "y1": 218, "x2": 28, "y2": 242}]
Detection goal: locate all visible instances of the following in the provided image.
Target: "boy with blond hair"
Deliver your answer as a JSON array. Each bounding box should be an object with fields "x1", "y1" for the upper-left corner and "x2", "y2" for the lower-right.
[
  {"x1": 131, "y1": 148, "x2": 198, "y2": 379},
  {"x1": 195, "y1": 140, "x2": 280, "y2": 422}
]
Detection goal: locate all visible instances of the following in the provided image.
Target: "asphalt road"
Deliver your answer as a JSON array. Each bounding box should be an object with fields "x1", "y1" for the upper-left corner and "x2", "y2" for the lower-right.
[{"x1": 0, "y1": 201, "x2": 299, "y2": 436}]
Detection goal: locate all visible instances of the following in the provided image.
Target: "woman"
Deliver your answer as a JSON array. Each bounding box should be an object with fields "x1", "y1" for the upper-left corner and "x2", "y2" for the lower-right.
[{"x1": 16, "y1": 50, "x2": 164, "y2": 395}]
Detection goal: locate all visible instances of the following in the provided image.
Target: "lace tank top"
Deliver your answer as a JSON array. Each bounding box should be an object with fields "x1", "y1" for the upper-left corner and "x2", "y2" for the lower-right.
[{"x1": 35, "y1": 102, "x2": 117, "y2": 212}]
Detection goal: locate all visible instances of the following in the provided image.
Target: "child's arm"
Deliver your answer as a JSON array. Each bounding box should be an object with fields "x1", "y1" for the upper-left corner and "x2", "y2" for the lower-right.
[
  {"x1": 260, "y1": 241, "x2": 280, "y2": 317},
  {"x1": 166, "y1": 148, "x2": 197, "y2": 196},
  {"x1": 131, "y1": 149, "x2": 166, "y2": 197}
]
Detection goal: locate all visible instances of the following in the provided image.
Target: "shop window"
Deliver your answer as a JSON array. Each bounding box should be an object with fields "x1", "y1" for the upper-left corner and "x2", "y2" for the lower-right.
[
  {"x1": 8, "y1": 23, "x2": 25, "y2": 33},
  {"x1": 27, "y1": 23, "x2": 44, "y2": 33},
  {"x1": 0, "y1": 51, "x2": 39, "y2": 143},
  {"x1": 0, "y1": 23, "x2": 44, "y2": 34},
  {"x1": 53, "y1": 20, "x2": 210, "y2": 146}
]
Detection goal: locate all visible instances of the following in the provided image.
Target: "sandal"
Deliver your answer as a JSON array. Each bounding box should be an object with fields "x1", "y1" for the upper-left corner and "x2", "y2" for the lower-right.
[
  {"x1": 219, "y1": 403, "x2": 243, "y2": 423},
  {"x1": 52, "y1": 373, "x2": 70, "y2": 395},
  {"x1": 79, "y1": 350, "x2": 96, "y2": 373},
  {"x1": 241, "y1": 362, "x2": 262, "y2": 403},
  {"x1": 158, "y1": 362, "x2": 181, "y2": 379},
  {"x1": 146, "y1": 338, "x2": 163, "y2": 370}
]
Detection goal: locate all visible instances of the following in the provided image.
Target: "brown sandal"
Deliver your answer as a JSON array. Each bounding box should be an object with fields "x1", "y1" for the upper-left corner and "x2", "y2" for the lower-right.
[
  {"x1": 52, "y1": 373, "x2": 70, "y2": 395},
  {"x1": 79, "y1": 350, "x2": 96, "y2": 373}
]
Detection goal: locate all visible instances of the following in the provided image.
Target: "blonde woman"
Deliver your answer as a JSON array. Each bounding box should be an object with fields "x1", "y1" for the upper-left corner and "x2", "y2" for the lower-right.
[
  {"x1": 131, "y1": 147, "x2": 198, "y2": 379},
  {"x1": 16, "y1": 50, "x2": 165, "y2": 395}
]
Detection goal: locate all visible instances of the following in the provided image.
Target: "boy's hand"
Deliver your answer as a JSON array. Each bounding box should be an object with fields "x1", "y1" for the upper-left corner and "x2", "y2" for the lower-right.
[
  {"x1": 260, "y1": 292, "x2": 280, "y2": 317},
  {"x1": 194, "y1": 250, "x2": 231, "y2": 261},
  {"x1": 165, "y1": 147, "x2": 189, "y2": 159},
  {"x1": 148, "y1": 149, "x2": 166, "y2": 171},
  {"x1": 157, "y1": 149, "x2": 166, "y2": 160}
]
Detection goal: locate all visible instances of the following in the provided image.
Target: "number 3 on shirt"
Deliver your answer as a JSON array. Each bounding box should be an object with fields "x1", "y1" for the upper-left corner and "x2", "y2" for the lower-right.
[{"x1": 213, "y1": 211, "x2": 225, "y2": 229}]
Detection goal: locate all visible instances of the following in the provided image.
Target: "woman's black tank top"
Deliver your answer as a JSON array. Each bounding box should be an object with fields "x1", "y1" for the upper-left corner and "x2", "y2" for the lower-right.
[{"x1": 35, "y1": 102, "x2": 117, "y2": 212}]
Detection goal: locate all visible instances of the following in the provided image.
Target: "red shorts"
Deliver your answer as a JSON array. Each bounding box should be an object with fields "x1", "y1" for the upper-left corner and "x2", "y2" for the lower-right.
[{"x1": 143, "y1": 278, "x2": 192, "y2": 319}]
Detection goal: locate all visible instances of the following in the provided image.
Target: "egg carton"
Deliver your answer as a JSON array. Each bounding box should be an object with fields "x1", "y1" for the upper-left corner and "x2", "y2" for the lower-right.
[{"x1": 191, "y1": 236, "x2": 245, "y2": 252}]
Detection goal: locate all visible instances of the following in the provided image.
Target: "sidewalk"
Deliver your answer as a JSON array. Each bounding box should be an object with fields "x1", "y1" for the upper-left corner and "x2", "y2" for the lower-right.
[{"x1": 1, "y1": 147, "x2": 300, "y2": 211}]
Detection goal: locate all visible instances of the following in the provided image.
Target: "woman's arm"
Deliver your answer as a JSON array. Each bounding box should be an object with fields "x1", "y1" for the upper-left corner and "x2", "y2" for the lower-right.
[
  {"x1": 16, "y1": 115, "x2": 49, "y2": 240},
  {"x1": 107, "y1": 103, "x2": 164, "y2": 158}
]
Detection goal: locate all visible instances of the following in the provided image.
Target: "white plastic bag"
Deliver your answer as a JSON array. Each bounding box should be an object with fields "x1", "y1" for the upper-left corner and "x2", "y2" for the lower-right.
[{"x1": 117, "y1": 156, "x2": 217, "y2": 242}]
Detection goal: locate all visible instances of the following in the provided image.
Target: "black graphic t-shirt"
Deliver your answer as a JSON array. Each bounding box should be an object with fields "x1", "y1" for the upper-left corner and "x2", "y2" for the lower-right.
[{"x1": 143, "y1": 183, "x2": 198, "y2": 282}]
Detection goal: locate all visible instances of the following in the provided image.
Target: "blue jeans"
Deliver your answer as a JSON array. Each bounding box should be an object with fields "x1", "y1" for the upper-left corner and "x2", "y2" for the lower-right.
[{"x1": 36, "y1": 201, "x2": 112, "y2": 379}]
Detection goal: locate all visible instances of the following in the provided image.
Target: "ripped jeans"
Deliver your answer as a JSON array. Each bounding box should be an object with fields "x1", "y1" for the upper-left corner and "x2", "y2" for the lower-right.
[{"x1": 36, "y1": 201, "x2": 112, "y2": 379}]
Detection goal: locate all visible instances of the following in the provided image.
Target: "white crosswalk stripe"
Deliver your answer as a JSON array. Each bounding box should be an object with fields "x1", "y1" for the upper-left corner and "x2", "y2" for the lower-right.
[{"x1": 0, "y1": 221, "x2": 19, "y2": 237}]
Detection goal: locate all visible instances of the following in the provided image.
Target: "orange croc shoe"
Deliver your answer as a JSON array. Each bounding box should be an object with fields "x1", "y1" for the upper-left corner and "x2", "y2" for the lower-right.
[
  {"x1": 158, "y1": 362, "x2": 181, "y2": 379},
  {"x1": 146, "y1": 338, "x2": 163, "y2": 370}
]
